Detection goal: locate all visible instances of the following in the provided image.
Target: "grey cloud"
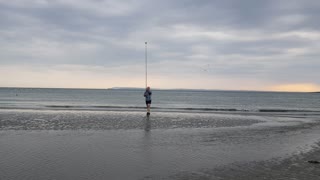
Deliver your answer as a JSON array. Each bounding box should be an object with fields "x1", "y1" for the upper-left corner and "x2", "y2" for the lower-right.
[{"x1": 0, "y1": 0, "x2": 320, "y2": 88}]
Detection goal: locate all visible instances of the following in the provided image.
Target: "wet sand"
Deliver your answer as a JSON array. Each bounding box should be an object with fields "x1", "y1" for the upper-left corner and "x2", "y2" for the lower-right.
[
  {"x1": 1, "y1": 109, "x2": 320, "y2": 179},
  {"x1": 172, "y1": 142, "x2": 320, "y2": 180}
]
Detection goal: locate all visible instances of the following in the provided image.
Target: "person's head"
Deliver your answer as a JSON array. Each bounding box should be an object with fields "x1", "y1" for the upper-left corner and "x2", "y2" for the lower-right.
[{"x1": 146, "y1": 86, "x2": 150, "y2": 91}]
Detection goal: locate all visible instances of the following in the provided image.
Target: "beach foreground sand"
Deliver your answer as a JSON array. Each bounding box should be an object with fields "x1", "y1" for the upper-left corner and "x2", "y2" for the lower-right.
[
  {"x1": 1, "y1": 109, "x2": 320, "y2": 179},
  {"x1": 171, "y1": 142, "x2": 320, "y2": 179}
]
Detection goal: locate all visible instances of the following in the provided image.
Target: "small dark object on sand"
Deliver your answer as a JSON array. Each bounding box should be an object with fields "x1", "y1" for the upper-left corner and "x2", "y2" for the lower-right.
[{"x1": 308, "y1": 160, "x2": 320, "y2": 164}]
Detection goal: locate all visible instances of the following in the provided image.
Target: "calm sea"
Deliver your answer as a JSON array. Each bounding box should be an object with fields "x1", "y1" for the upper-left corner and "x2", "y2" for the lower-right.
[{"x1": 0, "y1": 88, "x2": 319, "y2": 113}]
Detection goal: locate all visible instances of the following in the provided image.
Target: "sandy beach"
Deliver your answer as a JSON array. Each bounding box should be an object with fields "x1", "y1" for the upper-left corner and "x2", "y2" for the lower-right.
[
  {"x1": 1, "y1": 109, "x2": 320, "y2": 179},
  {"x1": 202, "y1": 142, "x2": 320, "y2": 180}
]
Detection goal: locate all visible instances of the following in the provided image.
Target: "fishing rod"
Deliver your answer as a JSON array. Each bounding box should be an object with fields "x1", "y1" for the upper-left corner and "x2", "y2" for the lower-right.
[{"x1": 145, "y1": 42, "x2": 148, "y2": 88}]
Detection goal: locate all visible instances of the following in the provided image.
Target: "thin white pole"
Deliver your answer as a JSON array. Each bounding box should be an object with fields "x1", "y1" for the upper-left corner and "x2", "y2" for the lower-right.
[{"x1": 145, "y1": 42, "x2": 148, "y2": 88}]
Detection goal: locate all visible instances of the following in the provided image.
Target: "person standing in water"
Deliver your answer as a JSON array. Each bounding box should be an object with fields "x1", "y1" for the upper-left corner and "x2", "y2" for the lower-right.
[{"x1": 144, "y1": 86, "x2": 152, "y2": 115}]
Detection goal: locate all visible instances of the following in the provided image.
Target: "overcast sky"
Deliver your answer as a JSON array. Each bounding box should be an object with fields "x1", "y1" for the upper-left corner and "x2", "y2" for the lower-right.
[{"x1": 0, "y1": 0, "x2": 320, "y2": 91}]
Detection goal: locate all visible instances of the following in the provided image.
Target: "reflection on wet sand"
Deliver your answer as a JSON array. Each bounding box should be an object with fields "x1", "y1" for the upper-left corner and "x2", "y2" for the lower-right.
[{"x1": 144, "y1": 115, "x2": 151, "y2": 132}]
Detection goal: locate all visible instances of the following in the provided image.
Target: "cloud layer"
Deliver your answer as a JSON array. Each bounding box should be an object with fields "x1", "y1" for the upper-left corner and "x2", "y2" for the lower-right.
[{"x1": 0, "y1": 0, "x2": 319, "y2": 91}]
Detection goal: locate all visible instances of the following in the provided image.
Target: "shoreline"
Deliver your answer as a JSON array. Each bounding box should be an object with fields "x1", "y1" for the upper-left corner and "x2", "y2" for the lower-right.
[{"x1": 1, "y1": 107, "x2": 320, "y2": 117}]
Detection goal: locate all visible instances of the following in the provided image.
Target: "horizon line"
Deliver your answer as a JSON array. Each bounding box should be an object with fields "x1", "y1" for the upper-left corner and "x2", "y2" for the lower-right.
[{"x1": 0, "y1": 86, "x2": 318, "y2": 93}]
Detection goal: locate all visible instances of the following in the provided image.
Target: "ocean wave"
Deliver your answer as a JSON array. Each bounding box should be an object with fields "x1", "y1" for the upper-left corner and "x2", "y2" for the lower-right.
[
  {"x1": 45, "y1": 105, "x2": 237, "y2": 111},
  {"x1": 258, "y1": 109, "x2": 317, "y2": 112},
  {"x1": 0, "y1": 105, "x2": 319, "y2": 113}
]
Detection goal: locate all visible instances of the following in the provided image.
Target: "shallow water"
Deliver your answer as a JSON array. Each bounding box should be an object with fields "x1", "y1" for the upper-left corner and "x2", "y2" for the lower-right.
[
  {"x1": 1, "y1": 110, "x2": 320, "y2": 179},
  {"x1": 0, "y1": 110, "x2": 264, "y2": 130}
]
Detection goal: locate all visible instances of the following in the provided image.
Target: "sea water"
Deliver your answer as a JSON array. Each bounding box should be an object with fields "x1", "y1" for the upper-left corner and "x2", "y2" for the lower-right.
[{"x1": 0, "y1": 87, "x2": 319, "y2": 112}]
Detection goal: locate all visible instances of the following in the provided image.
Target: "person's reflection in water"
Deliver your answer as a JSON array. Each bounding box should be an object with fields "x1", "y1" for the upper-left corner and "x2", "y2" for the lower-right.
[
  {"x1": 144, "y1": 115, "x2": 151, "y2": 132},
  {"x1": 142, "y1": 115, "x2": 153, "y2": 175}
]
